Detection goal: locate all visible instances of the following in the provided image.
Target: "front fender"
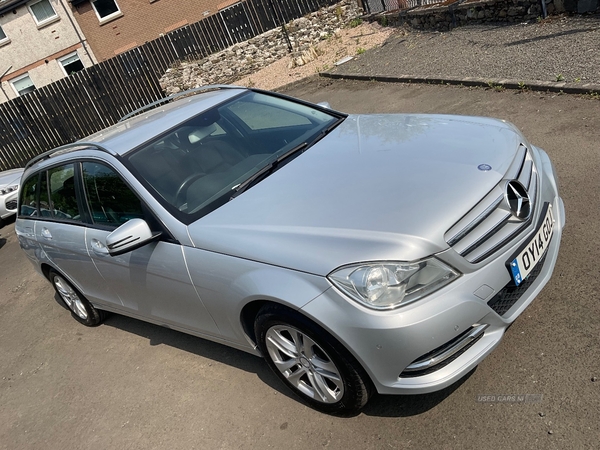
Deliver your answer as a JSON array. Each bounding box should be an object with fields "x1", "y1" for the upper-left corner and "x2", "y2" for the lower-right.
[{"x1": 182, "y1": 246, "x2": 330, "y2": 347}]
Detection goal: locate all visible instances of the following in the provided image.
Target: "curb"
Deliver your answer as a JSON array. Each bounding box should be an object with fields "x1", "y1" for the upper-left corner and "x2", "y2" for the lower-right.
[
  {"x1": 319, "y1": 72, "x2": 600, "y2": 95},
  {"x1": 272, "y1": 76, "x2": 324, "y2": 93}
]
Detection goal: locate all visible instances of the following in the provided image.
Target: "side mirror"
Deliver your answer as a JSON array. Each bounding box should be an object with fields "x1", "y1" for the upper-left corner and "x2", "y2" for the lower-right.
[
  {"x1": 316, "y1": 101, "x2": 331, "y2": 109},
  {"x1": 106, "y1": 219, "x2": 161, "y2": 256}
]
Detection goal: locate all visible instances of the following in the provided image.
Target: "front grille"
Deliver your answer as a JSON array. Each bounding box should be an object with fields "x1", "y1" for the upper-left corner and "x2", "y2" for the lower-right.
[
  {"x1": 445, "y1": 145, "x2": 539, "y2": 263},
  {"x1": 487, "y1": 252, "x2": 548, "y2": 316},
  {"x1": 5, "y1": 199, "x2": 17, "y2": 211}
]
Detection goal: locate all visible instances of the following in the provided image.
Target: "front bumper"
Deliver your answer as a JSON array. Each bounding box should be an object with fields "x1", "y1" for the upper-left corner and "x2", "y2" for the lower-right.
[
  {"x1": 1, "y1": 191, "x2": 19, "y2": 219},
  {"x1": 301, "y1": 149, "x2": 564, "y2": 395}
]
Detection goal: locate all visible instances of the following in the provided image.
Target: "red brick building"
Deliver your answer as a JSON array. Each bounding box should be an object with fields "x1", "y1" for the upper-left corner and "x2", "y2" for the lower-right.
[{"x1": 68, "y1": 0, "x2": 229, "y2": 61}]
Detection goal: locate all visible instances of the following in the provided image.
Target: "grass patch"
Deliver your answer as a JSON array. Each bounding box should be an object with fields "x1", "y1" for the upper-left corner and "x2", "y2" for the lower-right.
[
  {"x1": 487, "y1": 81, "x2": 504, "y2": 92},
  {"x1": 348, "y1": 18, "x2": 362, "y2": 28}
]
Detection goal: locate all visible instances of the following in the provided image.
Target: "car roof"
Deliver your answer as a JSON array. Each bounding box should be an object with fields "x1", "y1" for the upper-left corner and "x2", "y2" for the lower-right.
[{"x1": 82, "y1": 88, "x2": 247, "y2": 156}]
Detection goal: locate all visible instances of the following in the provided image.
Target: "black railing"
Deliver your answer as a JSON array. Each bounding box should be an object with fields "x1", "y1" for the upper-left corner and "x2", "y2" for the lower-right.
[{"x1": 362, "y1": 0, "x2": 443, "y2": 13}]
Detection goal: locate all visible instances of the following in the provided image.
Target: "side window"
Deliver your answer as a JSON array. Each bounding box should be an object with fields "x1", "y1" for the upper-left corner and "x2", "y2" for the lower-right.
[
  {"x1": 82, "y1": 162, "x2": 143, "y2": 227},
  {"x1": 39, "y1": 171, "x2": 50, "y2": 217},
  {"x1": 48, "y1": 164, "x2": 83, "y2": 221},
  {"x1": 19, "y1": 174, "x2": 39, "y2": 217}
]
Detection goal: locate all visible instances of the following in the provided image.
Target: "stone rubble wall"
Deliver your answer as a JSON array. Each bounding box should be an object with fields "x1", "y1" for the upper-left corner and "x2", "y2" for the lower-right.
[
  {"x1": 382, "y1": 0, "x2": 598, "y2": 31},
  {"x1": 160, "y1": 1, "x2": 362, "y2": 95}
]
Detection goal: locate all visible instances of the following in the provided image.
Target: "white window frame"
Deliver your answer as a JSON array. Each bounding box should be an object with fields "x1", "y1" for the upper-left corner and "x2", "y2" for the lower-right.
[
  {"x1": 91, "y1": 0, "x2": 123, "y2": 24},
  {"x1": 58, "y1": 51, "x2": 84, "y2": 76},
  {"x1": 27, "y1": 0, "x2": 59, "y2": 28},
  {"x1": 10, "y1": 73, "x2": 36, "y2": 97},
  {"x1": 0, "y1": 25, "x2": 10, "y2": 46}
]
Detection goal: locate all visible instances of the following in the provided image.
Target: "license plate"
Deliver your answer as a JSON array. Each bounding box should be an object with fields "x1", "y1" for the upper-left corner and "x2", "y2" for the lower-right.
[{"x1": 509, "y1": 204, "x2": 554, "y2": 286}]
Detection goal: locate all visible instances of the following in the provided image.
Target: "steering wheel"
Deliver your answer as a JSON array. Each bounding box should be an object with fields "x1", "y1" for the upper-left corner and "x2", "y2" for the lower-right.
[{"x1": 175, "y1": 173, "x2": 205, "y2": 208}]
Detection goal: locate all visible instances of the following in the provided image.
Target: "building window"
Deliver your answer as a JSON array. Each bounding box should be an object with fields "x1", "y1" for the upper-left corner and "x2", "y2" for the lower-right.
[
  {"x1": 29, "y1": 0, "x2": 59, "y2": 26},
  {"x1": 0, "y1": 25, "x2": 9, "y2": 44},
  {"x1": 91, "y1": 0, "x2": 122, "y2": 23},
  {"x1": 58, "y1": 52, "x2": 85, "y2": 76},
  {"x1": 10, "y1": 74, "x2": 36, "y2": 96}
]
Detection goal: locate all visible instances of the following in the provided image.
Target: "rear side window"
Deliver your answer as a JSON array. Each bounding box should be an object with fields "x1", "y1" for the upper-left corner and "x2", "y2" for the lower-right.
[
  {"x1": 82, "y1": 162, "x2": 143, "y2": 227},
  {"x1": 19, "y1": 174, "x2": 39, "y2": 217},
  {"x1": 47, "y1": 164, "x2": 82, "y2": 221}
]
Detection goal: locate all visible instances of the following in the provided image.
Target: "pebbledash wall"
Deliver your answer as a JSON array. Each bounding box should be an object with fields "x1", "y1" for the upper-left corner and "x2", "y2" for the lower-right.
[
  {"x1": 0, "y1": 0, "x2": 97, "y2": 102},
  {"x1": 381, "y1": 0, "x2": 599, "y2": 31}
]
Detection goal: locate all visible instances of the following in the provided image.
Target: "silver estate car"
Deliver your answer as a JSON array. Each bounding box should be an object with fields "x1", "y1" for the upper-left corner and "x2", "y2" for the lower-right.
[
  {"x1": 16, "y1": 86, "x2": 564, "y2": 414},
  {"x1": 0, "y1": 168, "x2": 24, "y2": 227}
]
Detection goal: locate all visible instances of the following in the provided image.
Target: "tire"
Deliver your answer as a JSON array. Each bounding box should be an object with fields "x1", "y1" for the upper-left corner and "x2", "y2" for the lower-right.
[
  {"x1": 49, "y1": 269, "x2": 108, "y2": 327},
  {"x1": 255, "y1": 305, "x2": 372, "y2": 415}
]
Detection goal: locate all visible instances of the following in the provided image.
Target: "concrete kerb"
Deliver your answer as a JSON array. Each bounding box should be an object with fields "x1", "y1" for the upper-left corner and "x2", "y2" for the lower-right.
[{"x1": 319, "y1": 72, "x2": 600, "y2": 96}]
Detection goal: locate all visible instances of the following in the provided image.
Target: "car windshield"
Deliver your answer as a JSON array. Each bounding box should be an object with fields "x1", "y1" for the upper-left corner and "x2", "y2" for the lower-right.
[{"x1": 127, "y1": 91, "x2": 341, "y2": 222}]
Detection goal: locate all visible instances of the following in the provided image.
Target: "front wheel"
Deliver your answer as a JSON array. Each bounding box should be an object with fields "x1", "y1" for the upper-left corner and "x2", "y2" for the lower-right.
[
  {"x1": 49, "y1": 269, "x2": 107, "y2": 326},
  {"x1": 255, "y1": 305, "x2": 371, "y2": 415}
]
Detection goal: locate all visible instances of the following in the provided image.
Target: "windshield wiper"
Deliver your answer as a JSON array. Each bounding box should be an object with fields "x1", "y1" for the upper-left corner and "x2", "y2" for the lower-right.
[
  {"x1": 309, "y1": 117, "x2": 344, "y2": 147},
  {"x1": 230, "y1": 142, "x2": 308, "y2": 200}
]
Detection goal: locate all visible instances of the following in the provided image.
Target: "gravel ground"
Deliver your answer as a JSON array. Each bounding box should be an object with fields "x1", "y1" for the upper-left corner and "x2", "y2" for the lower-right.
[
  {"x1": 326, "y1": 14, "x2": 600, "y2": 86},
  {"x1": 234, "y1": 21, "x2": 393, "y2": 90}
]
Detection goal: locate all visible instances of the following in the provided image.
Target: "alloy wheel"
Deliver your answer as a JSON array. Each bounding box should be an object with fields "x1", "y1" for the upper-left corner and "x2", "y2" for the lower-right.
[
  {"x1": 265, "y1": 325, "x2": 344, "y2": 404},
  {"x1": 53, "y1": 275, "x2": 88, "y2": 320}
]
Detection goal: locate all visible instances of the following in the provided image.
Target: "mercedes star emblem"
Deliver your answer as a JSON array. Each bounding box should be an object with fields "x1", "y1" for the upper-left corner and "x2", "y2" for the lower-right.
[{"x1": 505, "y1": 180, "x2": 531, "y2": 220}]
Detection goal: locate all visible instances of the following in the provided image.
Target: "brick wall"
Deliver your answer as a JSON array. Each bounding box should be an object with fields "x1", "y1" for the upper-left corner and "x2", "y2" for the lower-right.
[{"x1": 71, "y1": 0, "x2": 223, "y2": 61}]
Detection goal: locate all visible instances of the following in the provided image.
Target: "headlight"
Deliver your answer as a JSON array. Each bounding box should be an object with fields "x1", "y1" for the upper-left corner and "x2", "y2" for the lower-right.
[
  {"x1": 0, "y1": 184, "x2": 19, "y2": 195},
  {"x1": 328, "y1": 258, "x2": 460, "y2": 310}
]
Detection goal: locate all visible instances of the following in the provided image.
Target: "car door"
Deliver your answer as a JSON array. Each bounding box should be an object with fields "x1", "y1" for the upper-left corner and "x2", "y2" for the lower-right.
[
  {"x1": 81, "y1": 161, "x2": 220, "y2": 336},
  {"x1": 32, "y1": 163, "x2": 107, "y2": 304},
  {"x1": 17, "y1": 172, "x2": 42, "y2": 263}
]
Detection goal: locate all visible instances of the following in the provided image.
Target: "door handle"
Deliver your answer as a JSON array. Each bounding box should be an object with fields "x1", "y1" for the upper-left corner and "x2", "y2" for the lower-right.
[
  {"x1": 91, "y1": 238, "x2": 110, "y2": 256},
  {"x1": 41, "y1": 228, "x2": 52, "y2": 240}
]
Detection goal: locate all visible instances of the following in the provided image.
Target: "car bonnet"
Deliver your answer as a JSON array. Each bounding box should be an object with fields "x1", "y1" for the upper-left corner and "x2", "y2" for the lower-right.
[
  {"x1": 0, "y1": 168, "x2": 25, "y2": 189},
  {"x1": 186, "y1": 114, "x2": 525, "y2": 275}
]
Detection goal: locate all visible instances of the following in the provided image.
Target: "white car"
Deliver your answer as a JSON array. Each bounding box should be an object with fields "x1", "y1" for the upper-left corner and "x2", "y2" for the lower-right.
[{"x1": 0, "y1": 168, "x2": 24, "y2": 227}]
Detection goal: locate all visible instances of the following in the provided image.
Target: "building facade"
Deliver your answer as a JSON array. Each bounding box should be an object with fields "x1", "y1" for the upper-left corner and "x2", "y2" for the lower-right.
[
  {"x1": 0, "y1": 0, "x2": 97, "y2": 102},
  {"x1": 69, "y1": 0, "x2": 225, "y2": 62}
]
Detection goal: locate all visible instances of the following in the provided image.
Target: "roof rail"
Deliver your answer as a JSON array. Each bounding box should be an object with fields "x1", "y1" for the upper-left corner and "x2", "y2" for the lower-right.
[
  {"x1": 118, "y1": 84, "x2": 246, "y2": 122},
  {"x1": 25, "y1": 142, "x2": 117, "y2": 171}
]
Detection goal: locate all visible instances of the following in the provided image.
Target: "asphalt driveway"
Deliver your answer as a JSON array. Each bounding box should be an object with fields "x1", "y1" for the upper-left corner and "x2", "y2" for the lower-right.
[
  {"x1": 1, "y1": 78, "x2": 599, "y2": 449},
  {"x1": 328, "y1": 14, "x2": 600, "y2": 91}
]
